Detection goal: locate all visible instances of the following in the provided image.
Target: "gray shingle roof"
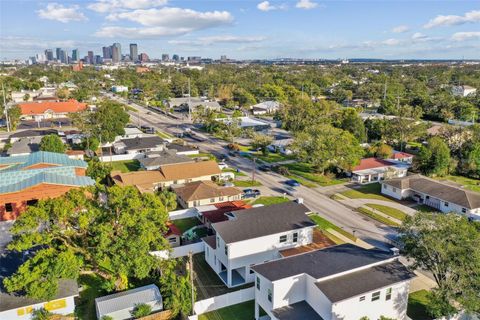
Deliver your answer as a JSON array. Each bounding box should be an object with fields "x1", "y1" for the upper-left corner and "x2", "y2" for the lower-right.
[
  {"x1": 272, "y1": 301, "x2": 323, "y2": 320},
  {"x1": 315, "y1": 260, "x2": 415, "y2": 302},
  {"x1": 95, "y1": 284, "x2": 162, "y2": 317},
  {"x1": 139, "y1": 151, "x2": 193, "y2": 168},
  {"x1": 212, "y1": 201, "x2": 314, "y2": 244},
  {"x1": 252, "y1": 243, "x2": 393, "y2": 281},
  {"x1": 118, "y1": 136, "x2": 165, "y2": 151},
  {"x1": 383, "y1": 174, "x2": 480, "y2": 209}
]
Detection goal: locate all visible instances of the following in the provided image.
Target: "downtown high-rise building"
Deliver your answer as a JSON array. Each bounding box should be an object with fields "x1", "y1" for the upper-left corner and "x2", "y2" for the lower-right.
[
  {"x1": 56, "y1": 48, "x2": 62, "y2": 61},
  {"x1": 61, "y1": 50, "x2": 68, "y2": 63},
  {"x1": 161, "y1": 54, "x2": 169, "y2": 61},
  {"x1": 129, "y1": 43, "x2": 138, "y2": 62},
  {"x1": 172, "y1": 54, "x2": 179, "y2": 61},
  {"x1": 102, "y1": 46, "x2": 112, "y2": 59},
  {"x1": 87, "y1": 51, "x2": 94, "y2": 64},
  {"x1": 111, "y1": 43, "x2": 121, "y2": 63},
  {"x1": 45, "y1": 49, "x2": 54, "y2": 61},
  {"x1": 72, "y1": 49, "x2": 79, "y2": 62}
]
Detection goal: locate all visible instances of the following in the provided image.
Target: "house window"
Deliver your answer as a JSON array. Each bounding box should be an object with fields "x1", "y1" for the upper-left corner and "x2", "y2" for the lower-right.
[
  {"x1": 224, "y1": 245, "x2": 228, "y2": 256},
  {"x1": 210, "y1": 198, "x2": 215, "y2": 203},
  {"x1": 383, "y1": 184, "x2": 387, "y2": 189},
  {"x1": 444, "y1": 202, "x2": 449, "y2": 207},
  {"x1": 426, "y1": 195, "x2": 430, "y2": 200},
  {"x1": 462, "y1": 208, "x2": 467, "y2": 213},
  {"x1": 5, "y1": 203, "x2": 13, "y2": 212},
  {"x1": 256, "y1": 277, "x2": 260, "y2": 290},
  {"x1": 359, "y1": 296, "x2": 365, "y2": 302},
  {"x1": 393, "y1": 187, "x2": 397, "y2": 192},
  {"x1": 292, "y1": 232, "x2": 298, "y2": 243},
  {"x1": 386, "y1": 288, "x2": 392, "y2": 301},
  {"x1": 371, "y1": 291, "x2": 380, "y2": 301},
  {"x1": 279, "y1": 235, "x2": 287, "y2": 243},
  {"x1": 216, "y1": 236, "x2": 219, "y2": 248},
  {"x1": 26, "y1": 199, "x2": 38, "y2": 206},
  {"x1": 168, "y1": 237, "x2": 177, "y2": 243},
  {"x1": 267, "y1": 289, "x2": 272, "y2": 302}
]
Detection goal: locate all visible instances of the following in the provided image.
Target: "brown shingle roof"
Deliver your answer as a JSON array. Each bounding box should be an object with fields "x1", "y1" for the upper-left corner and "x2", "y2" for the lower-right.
[
  {"x1": 383, "y1": 174, "x2": 480, "y2": 209},
  {"x1": 111, "y1": 160, "x2": 221, "y2": 192},
  {"x1": 172, "y1": 180, "x2": 242, "y2": 201}
]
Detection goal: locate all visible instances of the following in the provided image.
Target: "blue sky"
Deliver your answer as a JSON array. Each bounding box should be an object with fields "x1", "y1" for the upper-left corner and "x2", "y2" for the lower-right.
[{"x1": 1, "y1": 0, "x2": 479, "y2": 60}]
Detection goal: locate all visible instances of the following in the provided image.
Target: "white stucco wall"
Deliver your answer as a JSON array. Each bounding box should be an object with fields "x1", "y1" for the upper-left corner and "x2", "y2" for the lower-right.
[
  {"x1": 0, "y1": 296, "x2": 76, "y2": 320},
  {"x1": 271, "y1": 274, "x2": 307, "y2": 309}
]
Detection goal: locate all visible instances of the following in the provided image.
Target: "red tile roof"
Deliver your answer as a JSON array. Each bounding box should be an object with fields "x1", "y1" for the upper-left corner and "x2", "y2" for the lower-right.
[
  {"x1": 353, "y1": 157, "x2": 395, "y2": 171},
  {"x1": 202, "y1": 201, "x2": 252, "y2": 224},
  {"x1": 165, "y1": 222, "x2": 182, "y2": 237},
  {"x1": 18, "y1": 99, "x2": 87, "y2": 115},
  {"x1": 391, "y1": 152, "x2": 414, "y2": 160}
]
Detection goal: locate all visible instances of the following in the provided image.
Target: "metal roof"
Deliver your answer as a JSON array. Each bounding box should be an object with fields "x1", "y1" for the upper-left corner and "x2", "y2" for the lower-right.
[
  {"x1": 95, "y1": 284, "x2": 162, "y2": 317},
  {"x1": 0, "y1": 151, "x2": 88, "y2": 171}
]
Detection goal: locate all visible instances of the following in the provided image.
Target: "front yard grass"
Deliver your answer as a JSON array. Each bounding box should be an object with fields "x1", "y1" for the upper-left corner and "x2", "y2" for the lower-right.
[
  {"x1": 188, "y1": 152, "x2": 215, "y2": 160},
  {"x1": 407, "y1": 290, "x2": 434, "y2": 320},
  {"x1": 284, "y1": 163, "x2": 348, "y2": 187},
  {"x1": 365, "y1": 204, "x2": 407, "y2": 221},
  {"x1": 254, "y1": 152, "x2": 295, "y2": 163},
  {"x1": 222, "y1": 167, "x2": 246, "y2": 177},
  {"x1": 308, "y1": 214, "x2": 357, "y2": 242},
  {"x1": 233, "y1": 180, "x2": 262, "y2": 187},
  {"x1": 156, "y1": 130, "x2": 174, "y2": 139},
  {"x1": 357, "y1": 207, "x2": 401, "y2": 227},
  {"x1": 75, "y1": 274, "x2": 108, "y2": 320},
  {"x1": 173, "y1": 217, "x2": 202, "y2": 233},
  {"x1": 110, "y1": 159, "x2": 141, "y2": 172},
  {"x1": 192, "y1": 254, "x2": 253, "y2": 300},
  {"x1": 414, "y1": 204, "x2": 438, "y2": 212},
  {"x1": 340, "y1": 183, "x2": 394, "y2": 202},
  {"x1": 252, "y1": 196, "x2": 290, "y2": 206},
  {"x1": 433, "y1": 175, "x2": 480, "y2": 192},
  {"x1": 199, "y1": 300, "x2": 255, "y2": 320}
]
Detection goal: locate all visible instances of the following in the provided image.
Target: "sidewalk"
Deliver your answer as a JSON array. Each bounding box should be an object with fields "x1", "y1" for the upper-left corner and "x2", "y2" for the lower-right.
[{"x1": 334, "y1": 193, "x2": 417, "y2": 216}]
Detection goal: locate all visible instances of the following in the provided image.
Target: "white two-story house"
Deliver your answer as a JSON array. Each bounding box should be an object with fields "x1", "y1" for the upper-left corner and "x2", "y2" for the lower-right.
[
  {"x1": 381, "y1": 174, "x2": 480, "y2": 220},
  {"x1": 202, "y1": 201, "x2": 316, "y2": 288},
  {"x1": 252, "y1": 244, "x2": 415, "y2": 320}
]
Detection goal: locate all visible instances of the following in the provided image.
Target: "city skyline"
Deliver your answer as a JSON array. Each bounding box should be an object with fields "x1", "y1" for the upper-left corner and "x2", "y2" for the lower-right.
[{"x1": 0, "y1": 1, "x2": 479, "y2": 60}]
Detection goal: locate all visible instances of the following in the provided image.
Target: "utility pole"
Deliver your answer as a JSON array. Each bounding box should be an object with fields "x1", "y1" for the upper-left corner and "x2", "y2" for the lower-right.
[
  {"x1": 2, "y1": 83, "x2": 10, "y2": 132},
  {"x1": 188, "y1": 78, "x2": 192, "y2": 122},
  {"x1": 252, "y1": 157, "x2": 256, "y2": 183},
  {"x1": 383, "y1": 80, "x2": 387, "y2": 101},
  {"x1": 188, "y1": 251, "x2": 195, "y2": 316}
]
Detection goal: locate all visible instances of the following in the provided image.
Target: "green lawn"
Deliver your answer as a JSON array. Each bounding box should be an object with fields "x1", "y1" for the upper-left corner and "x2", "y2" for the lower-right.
[
  {"x1": 110, "y1": 160, "x2": 141, "y2": 172},
  {"x1": 199, "y1": 300, "x2": 255, "y2": 320},
  {"x1": 233, "y1": 180, "x2": 262, "y2": 187},
  {"x1": 252, "y1": 196, "x2": 290, "y2": 206},
  {"x1": 188, "y1": 153, "x2": 216, "y2": 160},
  {"x1": 173, "y1": 217, "x2": 202, "y2": 233},
  {"x1": 308, "y1": 214, "x2": 357, "y2": 241},
  {"x1": 222, "y1": 167, "x2": 247, "y2": 177},
  {"x1": 433, "y1": 175, "x2": 480, "y2": 192},
  {"x1": 284, "y1": 163, "x2": 348, "y2": 187},
  {"x1": 414, "y1": 204, "x2": 438, "y2": 213},
  {"x1": 254, "y1": 152, "x2": 295, "y2": 163},
  {"x1": 366, "y1": 204, "x2": 407, "y2": 221},
  {"x1": 407, "y1": 290, "x2": 434, "y2": 320},
  {"x1": 75, "y1": 274, "x2": 108, "y2": 320},
  {"x1": 357, "y1": 207, "x2": 401, "y2": 227},
  {"x1": 340, "y1": 183, "x2": 394, "y2": 202}
]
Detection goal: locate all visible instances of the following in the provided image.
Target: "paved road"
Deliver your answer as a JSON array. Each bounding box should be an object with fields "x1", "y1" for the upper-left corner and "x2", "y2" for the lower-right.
[{"x1": 107, "y1": 93, "x2": 397, "y2": 250}]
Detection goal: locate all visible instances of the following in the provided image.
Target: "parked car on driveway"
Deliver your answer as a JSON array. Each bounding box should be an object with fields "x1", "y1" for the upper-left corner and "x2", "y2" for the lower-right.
[
  {"x1": 258, "y1": 164, "x2": 271, "y2": 172},
  {"x1": 242, "y1": 189, "x2": 261, "y2": 199},
  {"x1": 285, "y1": 179, "x2": 300, "y2": 187}
]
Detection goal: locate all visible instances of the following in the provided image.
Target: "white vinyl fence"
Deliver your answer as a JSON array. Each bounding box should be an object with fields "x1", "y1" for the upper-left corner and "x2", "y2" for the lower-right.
[
  {"x1": 99, "y1": 153, "x2": 146, "y2": 162},
  {"x1": 168, "y1": 208, "x2": 199, "y2": 221},
  {"x1": 150, "y1": 242, "x2": 204, "y2": 259},
  {"x1": 193, "y1": 287, "x2": 255, "y2": 315}
]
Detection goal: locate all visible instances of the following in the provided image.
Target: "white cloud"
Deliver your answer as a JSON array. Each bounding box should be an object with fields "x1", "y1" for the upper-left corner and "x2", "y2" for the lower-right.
[
  {"x1": 257, "y1": 1, "x2": 280, "y2": 11},
  {"x1": 37, "y1": 3, "x2": 87, "y2": 23},
  {"x1": 392, "y1": 25, "x2": 409, "y2": 33},
  {"x1": 296, "y1": 0, "x2": 318, "y2": 10},
  {"x1": 382, "y1": 38, "x2": 401, "y2": 46},
  {"x1": 424, "y1": 10, "x2": 480, "y2": 28},
  {"x1": 88, "y1": 0, "x2": 168, "y2": 13},
  {"x1": 169, "y1": 35, "x2": 266, "y2": 46},
  {"x1": 97, "y1": 7, "x2": 233, "y2": 38},
  {"x1": 451, "y1": 31, "x2": 480, "y2": 41}
]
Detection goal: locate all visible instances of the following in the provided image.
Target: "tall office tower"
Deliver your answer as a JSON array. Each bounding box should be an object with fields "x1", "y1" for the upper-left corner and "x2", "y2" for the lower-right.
[
  {"x1": 102, "y1": 46, "x2": 111, "y2": 59},
  {"x1": 139, "y1": 53, "x2": 149, "y2": 63},
  {"x1": 95, "y1": 55, "x2": 102, "y2": 64},
  {"x1": 161, "y1": 54, "x2": 169, "y2": 61},
  {"x1": 111, "y1": 43, "x2": 121, "y2": 63},
  {"x1": 44, "y1": 49, "x2": 54, "y2": 61},
  {"x1": 62, "y1": 50, "x2": 68, "y2": 63},
  {"x1": 56, "y1": 48, "x2": 62, "y2": 60},
  {"x1": 72, "y1": 49, "x2": 79, "y2": 62},
  {"x1": 172, "y1": 54, "x2": 179, "y2": 61},
  {"x1": 220, "y1": 55, "x2": 227, "y2": 62},
  {"x1": 87, "y1": 51, "x2": 94, "y2": 64},
  {"x1": 129, "y1": 43, "x2": 138, "y2": 62}
]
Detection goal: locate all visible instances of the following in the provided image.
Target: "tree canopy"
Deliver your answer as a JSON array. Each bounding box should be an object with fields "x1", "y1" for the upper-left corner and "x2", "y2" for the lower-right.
[{"x1": 39, "y1": 134, "x2": 66, "y2": 153}]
